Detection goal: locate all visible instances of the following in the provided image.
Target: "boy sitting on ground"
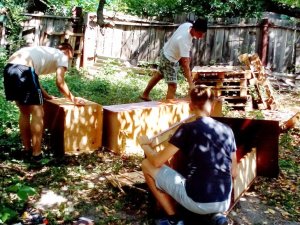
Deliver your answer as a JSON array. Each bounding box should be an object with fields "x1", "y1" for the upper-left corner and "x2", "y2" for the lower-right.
[{"x1": 139, "y1": 85, "x2": 237, "y2": 225}]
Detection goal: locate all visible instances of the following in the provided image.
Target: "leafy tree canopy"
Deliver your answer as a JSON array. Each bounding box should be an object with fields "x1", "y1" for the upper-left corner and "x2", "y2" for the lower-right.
[{"x1": 106, "y1": 0, "x2": 300, "y2": 18}]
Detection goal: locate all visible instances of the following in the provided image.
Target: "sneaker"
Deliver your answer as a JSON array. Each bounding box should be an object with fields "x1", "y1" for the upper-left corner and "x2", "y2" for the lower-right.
[
  {"x1": 211, "y1": 213, "x2": 228, "y2": 225},
  {"x1": 23, "y1": 149, "x2": 32, "y2": 161},
  {"x1": 155, "y1": 218, "x2": 184, "y2": 225},
  {"x1": 31, "y1": 153, "x2": 44, "y2": 163}
]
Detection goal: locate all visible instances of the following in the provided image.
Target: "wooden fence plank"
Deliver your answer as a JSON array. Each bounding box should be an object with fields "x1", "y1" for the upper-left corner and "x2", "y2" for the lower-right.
[{"x1": 18, "y1": 14, "x2": 300, "y2": 74}]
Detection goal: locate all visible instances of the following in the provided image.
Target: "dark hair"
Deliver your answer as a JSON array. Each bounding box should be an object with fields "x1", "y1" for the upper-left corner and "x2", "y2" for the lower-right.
[
  {"x1": 190, "y1": 85, "x2": 214, "y2": 108},
  {"x1": 57, "y1": 43, "x2": 73, "y2": 54},
  {"x1": 192, "y1": 18, "x2": 208, "y2": 33}
]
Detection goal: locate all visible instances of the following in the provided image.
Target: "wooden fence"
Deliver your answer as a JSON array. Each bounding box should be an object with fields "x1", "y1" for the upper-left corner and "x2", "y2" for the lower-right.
[
  {"x1": 15, "y1": 12, "x2": 300, "y2": 73},
  {"x1": 20, "y1": 13, "x2": 84, "y2": 68}
]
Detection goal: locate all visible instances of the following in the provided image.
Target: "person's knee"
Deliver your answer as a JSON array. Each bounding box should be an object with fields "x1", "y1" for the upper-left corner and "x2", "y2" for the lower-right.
[
  {"x1": 141, "y1": 159, "x2": 150, "y2": 173},
  {"x1": 31, "y1": 105, "x2": 44, "y2": 119},
  {"x1": 141, "y1": 159, "x2": 159, "y2": 178},
  {"x1": 168, "y1": 83, "x2": 177, "y2": 91}
]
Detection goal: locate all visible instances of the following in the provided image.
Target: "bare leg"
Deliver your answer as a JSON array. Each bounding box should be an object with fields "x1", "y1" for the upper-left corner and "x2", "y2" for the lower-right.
[
  {"x1": 141, "y1": 159, "x2": 177, "y2": 215},
  {"x1": 30, "y1": 105, "x2": 44, "y2": 156},
  {"x1": 141, "y1": 71, "x2": 163, "y2": 100},
  {"x1": 18, "y1": 104, "x2": 44, "y2": 156},
  {"x1": 166, "y1": 83, "x2": 177, "y2": 99},
  {"x1": 17, "y1": 104, "x2": 32, "y2": 150}
]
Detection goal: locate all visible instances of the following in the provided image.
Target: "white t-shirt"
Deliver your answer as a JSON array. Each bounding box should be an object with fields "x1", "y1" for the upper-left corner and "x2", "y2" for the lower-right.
[
  {"x1": 8, "y1": 46, "x2": 69, "y2": 75},
  {"x1": 163, "y1": 22, "x2": 193, "y2": 63}
]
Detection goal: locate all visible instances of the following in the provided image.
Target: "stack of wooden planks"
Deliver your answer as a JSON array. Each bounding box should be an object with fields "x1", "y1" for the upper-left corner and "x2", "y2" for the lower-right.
[
  {"x1": 192, "y1": 66, "x2": 253, "y2": 110},
  {"x1": 192, "y1": 53, "x2": 278, "y2": 110}
]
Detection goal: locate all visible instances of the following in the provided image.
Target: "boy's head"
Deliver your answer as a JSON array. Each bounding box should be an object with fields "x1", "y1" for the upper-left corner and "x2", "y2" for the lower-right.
[
  {"x1": 190, "y1": 17, "x2": 207, "y2": 39},
  {"x1": 192, "y1": 18, "x2": 208, "y2": 33},
  {"x1": 57, "y1": 43, "x2": 74, "y2": 58},
  {"x1": 190, "y1": 85, "x2": 215, "y2": 114}
]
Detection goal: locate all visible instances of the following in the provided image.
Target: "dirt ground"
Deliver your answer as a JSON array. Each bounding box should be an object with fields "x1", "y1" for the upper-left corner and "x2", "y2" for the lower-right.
[
  {"x1": 229, "y1": 189, "x2": 300, "y2": 225},
  {"x1": 227, "y1": 91, "x2": 300, "y2": 225}
]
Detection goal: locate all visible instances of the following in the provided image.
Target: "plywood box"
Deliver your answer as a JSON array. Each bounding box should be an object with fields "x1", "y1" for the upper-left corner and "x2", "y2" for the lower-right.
[
  {"x1": 44, "y1": 98, "x2": 103, "y2": 155},
  {"x1": 102, "y1": 98, "x2": 222, "y2": 155}
]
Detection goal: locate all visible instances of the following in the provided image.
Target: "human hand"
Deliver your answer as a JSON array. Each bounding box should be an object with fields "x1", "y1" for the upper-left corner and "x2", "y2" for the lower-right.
[
  {"x1": 43, "y1": 93, "x2": 56, "y2": 100},
  {"x1": 138, "y1": 136, "x2": 152, "y2": 147},
  {"x1": 73, "y1": 97, "x2": 86, "y2": 105},
  {"x1": 189, "y1": 82, "x2": 195, "y2": 91}
]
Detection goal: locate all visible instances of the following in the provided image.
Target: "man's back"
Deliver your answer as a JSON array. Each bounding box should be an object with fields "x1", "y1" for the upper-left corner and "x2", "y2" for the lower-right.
[
  {"x1": 163, "y1": 22, "x2": 193, "y2": 62},
  {"x1": 8, "y1": 46, "x2": 68, "y2": 75},
  {"x1": 169, "y1": 117, "x2": 236, "y2": 203}
]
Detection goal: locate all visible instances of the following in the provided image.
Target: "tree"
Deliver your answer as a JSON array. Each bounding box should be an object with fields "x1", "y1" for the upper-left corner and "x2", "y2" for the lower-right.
[
  {"x1": 97, "y1": 0, "x2": 106, "y2": 27},
  {"x1": 106, "y1": 0, "x2": 300, "y2": 19}
]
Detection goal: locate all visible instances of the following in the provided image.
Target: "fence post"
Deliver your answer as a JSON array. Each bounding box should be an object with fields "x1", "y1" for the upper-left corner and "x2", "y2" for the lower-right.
[{"x1": 260, "y1": 18, "x2": 269, "y2": 66}]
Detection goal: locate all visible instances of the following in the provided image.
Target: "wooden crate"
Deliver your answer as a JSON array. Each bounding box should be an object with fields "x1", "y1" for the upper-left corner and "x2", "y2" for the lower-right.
[
  {"x1": 102, "y1": 99, "x2": 223, "y2": 155},
  {"x1": 43, "y1": 98, "x2": 103, "y2": 155}
]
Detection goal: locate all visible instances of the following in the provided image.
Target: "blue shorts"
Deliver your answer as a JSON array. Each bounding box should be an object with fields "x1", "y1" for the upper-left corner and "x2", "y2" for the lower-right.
[
  {"x1": 3, "y1": 63, "x2": 43, "y2": 105},
  {"x1": 158, "y1": 51, "x2": 179, "y2": 84},
  {"x1": 155, "y1": 165, "x2": 231, "y2": 214}
]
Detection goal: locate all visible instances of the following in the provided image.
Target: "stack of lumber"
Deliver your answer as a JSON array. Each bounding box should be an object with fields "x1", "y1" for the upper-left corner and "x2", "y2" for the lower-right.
[
  {"x1": 192, "y1": 66, "x2": 253, "y2": 109},
  {"x1": 192, "y1": 53, "x2": 278, "y2": 110},
  {"x1": 238, "y1": 53, "x2": 277, "y2": 110}
]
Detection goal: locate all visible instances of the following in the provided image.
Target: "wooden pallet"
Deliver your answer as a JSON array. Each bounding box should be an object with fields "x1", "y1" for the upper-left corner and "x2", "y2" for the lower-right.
[
  {"x1": 192, "y1": 66, "x2": 252, "y2": 109},
  {"x1": 239, "y1": 53, "x2": 277, "y2": 109}
]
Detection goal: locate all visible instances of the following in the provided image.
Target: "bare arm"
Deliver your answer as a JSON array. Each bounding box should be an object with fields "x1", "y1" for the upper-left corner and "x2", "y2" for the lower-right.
[
  {"x1": 139, "y1": 136, "x2": 179, "y2": 168},
  {"x1": 56, "y1": 66, "x2": 85, "y2": 105},
  {"x1": 231, "y1": 151, "x2": 238, "y2": 178},
  {"x1": 179, "y1": 57, "x2": 194, "y2": 90}
]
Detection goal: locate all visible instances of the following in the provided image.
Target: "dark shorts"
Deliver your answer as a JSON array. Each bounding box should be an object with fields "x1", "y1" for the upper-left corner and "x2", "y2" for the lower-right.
[{"x1": 3, "y1": 63, "x2": 43, "y2": 105}]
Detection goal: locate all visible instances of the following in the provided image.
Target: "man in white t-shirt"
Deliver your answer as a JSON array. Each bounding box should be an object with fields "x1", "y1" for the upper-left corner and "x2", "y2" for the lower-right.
[
  {"x1": 3, "y1": 43, "x2": 85, "y2": 162},
  {"x1": 140, "y1": 18, "x2": 207, "y2": 101}
]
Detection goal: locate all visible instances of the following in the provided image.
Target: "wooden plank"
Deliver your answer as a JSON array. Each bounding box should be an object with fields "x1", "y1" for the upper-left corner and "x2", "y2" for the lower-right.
[
  {"x1": 212, "y1": 28, "x2": 225, "y2": 63},
  {"x1": 233, "y1": 148, "x2": 257, "y2": 202},
  {"x1": 96, "y1": 27, "x2": 105, "y2": 56},
  {"x1": 130, "y1": 26, "x2": 140, "y2": 64},
  {"x1": 282, "y1": 29, "x2": 294, "y2": 72},
  {"x1": 136, "y1": 27, "x2": 149, "y2": 61},
  {"x1": 120, "y1": 25, "x2": 132, "y2": 60},
  {"x1": 280, "y1": 112, "x2": 300, "y2": 131},
  {"x1": 229, "y1": 28, "x2": 241, "y2": 65},
  {"x1": 240, "y1": 27, "x2": 250, "y2": 54},
  {"x1": 150, "y1": 115, "x2": 196, "y2": 147},
  {"x1": 203, "y1": 28, "x2": 215, "y2": 65},
  {"x1": 152, "y1": 27, "x2": 163, "y2": 63},
  {"x1": 103, "y1": 27, "x2": 115, "y2": 57},
  {"x1": 222, "y1": 27, "x2": 230, "y2": 64},
  {"x1": 110, "y1": 27, "x2": 122, "y2": 59}
]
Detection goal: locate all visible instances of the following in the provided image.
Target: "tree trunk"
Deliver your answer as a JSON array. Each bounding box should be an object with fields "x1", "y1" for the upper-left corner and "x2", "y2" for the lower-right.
[{"x1": 97, "y1": 0, "x2": 106, "y2": 27}]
